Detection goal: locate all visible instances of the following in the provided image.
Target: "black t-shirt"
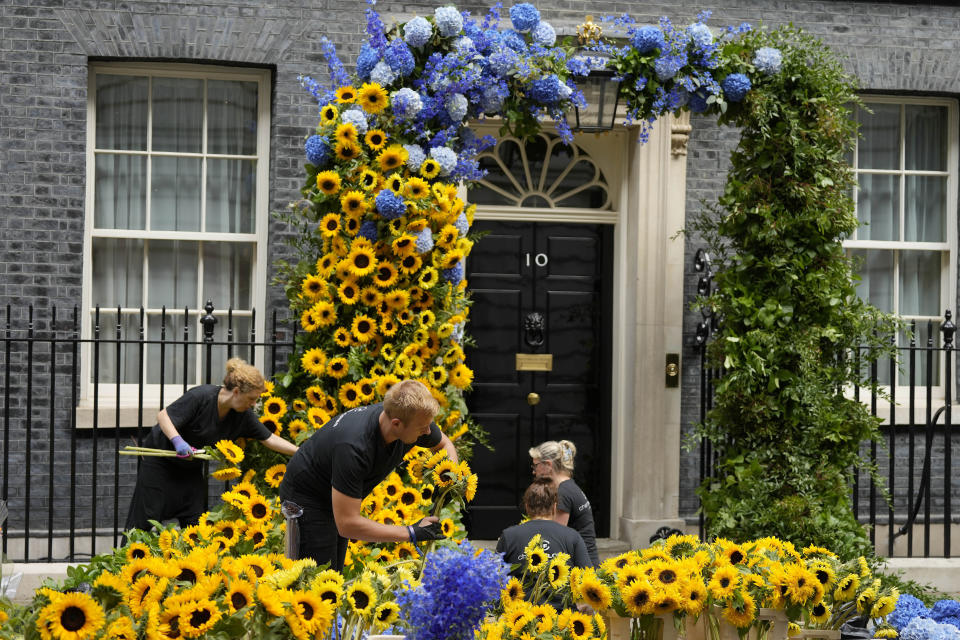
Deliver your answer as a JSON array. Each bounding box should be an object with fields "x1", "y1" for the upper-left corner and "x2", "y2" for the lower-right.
[
  {"x1": 557, "y1": 479, "x2": 599, "y2": 566},
  {"x1": 496, "y1": 519, "x2": 591, "y2": 576},
  {"x1": 143, "y1": 385, "x2": 272, "y2": 470},
  {"x1": 279, "y1": 403, "x2": 442, "y2": 512}
]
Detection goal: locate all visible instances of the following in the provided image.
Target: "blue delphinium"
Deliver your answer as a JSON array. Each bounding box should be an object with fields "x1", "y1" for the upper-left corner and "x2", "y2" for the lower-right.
[
  {"x1": 340, "y1": 108, "x2": 368, "y2": 135},
  {"x1": 753, "y1": 46, "x2": 783, "y2": 75},
  {"x1": 434, "y1": 6, "x2": 463, "y2": 37},
  {"x1": 654, "y1": 52, "x2": 686, "y2": 81},
  {"x1": 932, "y1": 600, "x2": 960, "y2": 624},
  {"x1": 359, "y1": 221, "x2": 379, "y2": 242},
  {"x1": 721, "y1": 73, "x2": 751, "y2": 102},
  {"x1": 395, "y1": 543, "x2": 508, "y2": 640},
  {"x1": 392, "y1": 88, "x2": 423, "y2": 121},
  {"x1": 356, "y1": 42, "x2": 380, "y2": 81},
  {"x1": 375, "y1": 189, "x2": 407, "y2": 220},
  {"x1": 370, "y1": 61, "x2": 398, "y2": 86},
  {"x1": 430, "y1": 146, "x2": 458, "y2": 175},
  {"x1": 385, "y1": 39, "x2": 416, "y2": 76},
  {"x1": 509, "y1": 3, "x2": 540, "y2": 32},
  {"x1": 687, "y1": 23, "x2": 713, "y2": 48},
  {"x1": 667, "y1": 85, "x2": 690, "y2": 109},
  {"x1": 443, "y1": 261, "x2": 464, "y2": 284},
  {"x1": 415, "y1": 228, "x2": 434, "y2": 254},
  {"x1": 304, "y1": 135, "x2": 329, "y2": 166},
  {"x1": 319, "y1": 38, "x2": 352, "y2": 90},
  {"x1": 631, "y1": 25, "x2": 666, "y2": 54},
  {"x1": 889, "y1": 594, "x2": 929, "y2": 631},
  {"x1": 532, "y1": 21, "x2": 556, "y2": 46},
  {"x1": 404, "y1": 144, "x2": 426, "y2": 171},
  {"x1": 446, "y1": 93, "x2": 469, "y2": 122},
  {"x1": 404, "y1": 16, "x2": 433, "y2": 48}
]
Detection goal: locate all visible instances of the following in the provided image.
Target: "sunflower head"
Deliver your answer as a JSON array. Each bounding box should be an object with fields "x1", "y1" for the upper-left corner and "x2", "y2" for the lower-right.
[
  {"x1": 377, "y1": 145, "x2": 408, "y2": 172},
  {"x1": 364, "y1": 129, "x2": 388, "y2": 150},
  {"x1": 420, "y1": 158, "x2": 441, "y2": 179},
  {"x1": 335, "y1": 86, "x2": 357, "y2": 104},
  {"x1": 358, "y1": 83, "x2": 389, "y2": 114},
  {"x1": 316, "y1": 171, "x2": 342, "y2": 195},
  {"x1": 320, "y1": 104, "x2": 339, "y2": 125},
  {"x1": 335, "y1": 140, "x2": 362, "y2": 162}
]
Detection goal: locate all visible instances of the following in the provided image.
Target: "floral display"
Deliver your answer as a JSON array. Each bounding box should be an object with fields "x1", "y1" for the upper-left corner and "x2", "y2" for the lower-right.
[{"x1": 889, "y1": 595, "x2": 960, "y2": 639}]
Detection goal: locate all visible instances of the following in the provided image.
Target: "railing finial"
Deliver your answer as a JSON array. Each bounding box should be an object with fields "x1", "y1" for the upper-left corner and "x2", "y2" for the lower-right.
[
  {"x1": 941, "y1": 309, "x2": 955, "y2": 349},
  {"x1": 201, "y1": 300, "x2": 218, "y2": 344}
]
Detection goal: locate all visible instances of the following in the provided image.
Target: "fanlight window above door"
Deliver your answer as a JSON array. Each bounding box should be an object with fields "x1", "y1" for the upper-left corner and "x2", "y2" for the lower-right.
[{"x1": 471, "y1": 133, "x2": 611, "y2": 209}]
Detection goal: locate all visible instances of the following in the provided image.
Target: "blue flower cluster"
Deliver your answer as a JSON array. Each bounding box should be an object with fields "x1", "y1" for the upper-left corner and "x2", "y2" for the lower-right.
[
  {"x1": 396, "y1": 543, "x2": 508, "y2": 640},
  {"x1": 415, "y1": 228, "x2": 434, "y2": 253},
  {"x1": 509, "y1": 3, "x2": 540, "y2": 32},
  {"x1": 404, "y1": 16, "x2": 433, "y2": 48},
  {"x1": 340, "y1": 108, "x2": 369, "y2": 134},
  {"x1": 359, "y1": 220, "x2": 379, "y2": 242},
  {"x1": 304, "y1": 135, "x2": 329, "y2": 166},
  {"x1": 754, "y1": 46, "x2": 783, "y2": 75},
  {"x1": 375, "y1": 189, "x2": 407, "y2": 220},
  {"x1": 890, "y1": 595, "x2": 960, "y2": 637},
  {"x1": 721, "y1": 73, "x2": 752, "y2": 102},
  {"x1": 901, "y1": 617, "x2": 960, "y2": 640}
]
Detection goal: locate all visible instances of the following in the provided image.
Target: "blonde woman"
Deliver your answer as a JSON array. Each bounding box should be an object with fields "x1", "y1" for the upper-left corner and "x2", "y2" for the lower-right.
[
  {"x1": 125, "y1": 358, "x2": 298, "y2": 532},
  {"x1": 529, "y1": 440, "x2": 599, "y2": 566}
]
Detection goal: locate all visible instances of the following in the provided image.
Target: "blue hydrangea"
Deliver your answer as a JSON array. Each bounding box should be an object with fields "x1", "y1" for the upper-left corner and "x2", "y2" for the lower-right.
[
  {"x1": 488, "y1": 48, "x2": 518, "y2": 76},
  {"x1": 501, "y1": 29, "x2": 528, "y2": 53},
  {"x1": 890, "y1": 595, "x2": 930, "y2": 631},
  {"x1": 689, "y1": 89, "x2": 709, "y2": 114},
  {"x1": 404, "y1": 144, "x2": 426, "y2": 171},
  {"x1": 509, "y1": 3, "x2": 540, "y2": 32},
  {"x1": 443, "y1": 261, "x2": 464, "y2": 284},
  {"x1": 375, "y1": 189, "x2": 407, "y2": 220},
  {"x1": 304, "y1": 135, "x2": 329, "y2": 166},
  {"x1": 415, "y1": 228, "x2": 434, "y2": 254},
  {"x1": 721, "y1": 73, "x2": 752, "y2": 102},
  {"x1": 403, "y1": 16, "x2": 433, "y2": 48},
  {"x1": 454, "y1": 212, "x2": 469, "y2": 237},
  {"x1": 631, "y1": 26, "x2": 666, "y2": 54},
  {"x1": 370, "y1": 60, "x2": 398, "y2": 86},
  {"x1": 452, "y1": 322, "x2": 465, "y2": 342},
  {"x1": 654, "y1": 53, "x2": 687, "y2": 81},
  {"x1": 356, "y1": 42, "x2": 379, "y2": 81},
  {"x1": 532, "y1": 21, "x2": 556, "y2": 46},
  {"x1": 384, "y1": 39, "x2": 415, "y2": 76},
  {"x1": 687, "y1": 23, "x2": 713, "y2": 48},
  {"x1": 359, "y1": 221, "x2": 378, "y2": 242},
  {"x1": 430, "y1": 146, "x2": 458, "y2": 175},
  {"x1": 753, "y1": 46, "x2": 783, "y2": 75},
  {"x1": 932, "y1": 600, "x2": 960, "y2": 623},
  {"x1": 942, "y1": 617, "x2": 960, "y2": 632},
  {"x1": 528, "y1": 74, "x2": 565, "y2": 104},
  {"x1": 446, "y1": 93, "x2": 469, "y2": 122},
  {"x1": 391, "y1": 88, "x2": 423, "y2": 120},
  {"x1": 340, "y1": 108, "x2": 368, "y2": 134},
  {"x1": 667, "y1": 85, "x2": 690, "y2": 109},
  {"x1": 453, "y1": 36, "x2": 475, "y2": 52},
  {"x1": 481, "y1": 84, "x2": 506, "y2": 114},
  {"x1": 434, "y1": 6, "x2": 463, "y2": 37},
  {"x1": 902, "y1": 617, "x2": 960, "y2": 640}
]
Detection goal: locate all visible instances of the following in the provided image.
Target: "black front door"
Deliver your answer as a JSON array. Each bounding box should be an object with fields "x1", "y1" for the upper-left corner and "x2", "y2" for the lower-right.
[{"x1": 465, "y1": 220, "x2": 612, "y2": 539}]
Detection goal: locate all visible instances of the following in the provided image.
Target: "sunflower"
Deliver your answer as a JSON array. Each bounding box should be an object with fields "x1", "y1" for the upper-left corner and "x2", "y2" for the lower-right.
[
  {"x1": 310, "y1": 300, "x2": 337, "y2": 327},
  {"x1": 432, "y1": 458, "x2": 458, "y2": 487},
  {"x1": 177, "y1": 597, "x2": 222, "y2": 637},
  {"x1": 126, "y1": 575, "x2": 167, "y2": 618},
  {"x1": 810, "y1": 601, "x2": 831, "y2": 625},
  {"x1": 380, "y1": 316, "x2": 399, "y2": 337},
  {"x1": 213, "y1": 466, "x2": 242, "y2": 481},
  {"x1": 300, "y1": 274, "x2": 326, "y2": 301},
  {"x1": 339, "y1": 382, "x2": 362, "y2": 409},
  {"x1": 323, "y1": 357, "x2": 348, "y2": 379},
  {"x1": 287, "y1": 418, "x2": 308, "y2": 440},
  {"x1": 359, "y1": 286, "x2": 383, "y2": 307},
  {"x1": 856, "y1": 588, "x2": 878, "y2": 614},
  {"x1": 872, "y1": 594, "x2": 897, "y2": 618},
  {"x1": 834, "y1": 573, "x2": 860, "y2": 602},
  {"x1": 346, "y1": 245, "x2": 378, "y2": 277},
  {"x1": 448, "y1": 363, "x2": 473, "y2": 389},
  {"x1": 357, "y1": 83, "x2": 389, "y2": 114},
  {"x1": 333, "y1": 327, "x2": 353, "y2": 348},
  {"x1": 548, "y1": 555, "x2": 571, "y2": 588},
  {"x1": 376, "y1": 374, "x2": 400, "y2": 396},
  {"x1": 401, "y1": 176, "x2": 429, "y2": 200},
  {"x1": 682, "y1": 579, "x2": 708, "y2": 615},
  {"x1": 440, "y1": 249, "x2": 464, "y2": 270},
  {"x1": 708, "y1": 564, "x2": 740, "y2": 600},
  {"x1": 317, "y1": 215, "x2": 341, "y2": 241},
  {"x1": 303, "y1": 386, "x2": 325, "y2": 407},
  {"x1": 257, "y1": 396, "x2": 287, "y2": 420},
  {"x1": 359, "y1": 168, "x2": 379, "y2": 191},
  {"x1": 723, "y1": 591, "x2": 757, "y2": 628},
  {"x1": 566, "y1": 611, "x2": 594, "y2": 640},
  {"x1": 376, "y1": 144, "x2": 407, "y2": 172},
  {"x1": 125, "y1": 541, "x2": 152, "y2": 562},
  {"x1": 357, "y1": 378, "x2": 376, "y2": 400},
  {"x1": 578, "y1": 574, "x2": 612, "y2": 611},
  {"x1": 243, "y1": 522, "x2": 270, "y2": 549},
  {"x1": 335, "y1": 140, "x2": 362, "y2": 162},
  {"x1": 398, "y1": 253, "x2": 422, "y2": 275},
  {"x1": 436, "y1": 224, "x2": 458, "y2": 249},
  {"x1": 334, "y1": 85, "x2": 357, "y2": 103},
  {"x1": 465, "y1": 473, "x2": 478, "y2": 501},
  {"x1": 785, "y1": 564, "x2": 817, "y2": 604},
  {"x1": 364, "y1": 129, "x2": 388, "y2": 151},
  {"x1": 335, "y1": 122, "x2": 358, "y2": 145},
  {"x1": 340, "y1": 190, "x2": 368, "y2": 217},
  {"x1": 315, "y1": 581, "x2": 343, "y2": 608},
  {"x1": 301, "y1": 348, "x2": 327, "y2": 377},
  {"x1": 307, "y1": 407, "x2": 331, "y2": 429},
  {"x1": 225, "y1": 580, "x2": 255, "y2": 613},
  {"x1": 105, "y1": 616, "x2": 137, "y2": 640},
  {"x1": 316, "y1": 171, "x2": 342, "y2": 195},
  {"x1": 344, "y1": 214, "x2": 361, "y2": 236},
  {"x1": 349, "y1": 314, "x2": 377, "y2": 344},
  {"x1": 39, "y1": 591, "x2": 106, "y2": 640},
  {"x1": 346, "y1": 581, "x2": 377, "y2": 615},
  {"x1": 501, "y1": 577, "x2": 525, "y2": 605},
  {"x1": 289, "y1": 591, "x2": 332, "y2": 634},
  {"x1": 373, "y1": 263, "x2": 399, "y2": 288},
  {"x1": 320, "y1": 104, "x2": 338, "y2": 125},
  {"x1": 336, "y1": 280, "x2": 360, "y2": 305},
  {"x1": 418, "y1": 267, "x2": 439, "y2": 289},
  {"x1": 383, "y1": 289, "x2": 410, "y2": 311},
  {"x1": 391, "y1": 234, "x2": 416, "y2": 257},
  {"x1": 385, "y1": 175, "x2": 404, "y2": 195},
  {"x1": 263, "y1": 464, "x2": 286, "y2": 489},
  {"x1": 419, "y1": 158, "x2": 441, "y2": 179},
  {"x1": 373, "y1": 601, "x2": 400, "y2": 627},
  {"x1": 244, "y1": 495, "x2": 273, "y2": 522}
]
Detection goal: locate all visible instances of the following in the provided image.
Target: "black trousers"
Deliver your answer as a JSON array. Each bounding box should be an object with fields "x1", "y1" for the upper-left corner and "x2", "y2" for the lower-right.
[
  {"x1": 125, "y1": 458, "x2": 206, "y2": 532},
  {"x1": 279, "y1": 489, "x2": 347, "y2": 571}
]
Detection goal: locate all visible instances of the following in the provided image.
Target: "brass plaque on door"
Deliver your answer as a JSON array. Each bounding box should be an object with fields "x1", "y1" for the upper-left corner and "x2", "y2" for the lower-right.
[{"x1": 516, "y1": 353, "x2": 553, "y2": 371}]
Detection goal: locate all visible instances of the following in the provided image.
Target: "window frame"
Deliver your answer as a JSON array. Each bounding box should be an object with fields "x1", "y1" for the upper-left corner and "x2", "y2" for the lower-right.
[
  {"x1": 81, "y1": 62, "x2": 271, "y2": 410},
  {"x1": 844, "y1": 94, "x2": 958, "y2": 401}
]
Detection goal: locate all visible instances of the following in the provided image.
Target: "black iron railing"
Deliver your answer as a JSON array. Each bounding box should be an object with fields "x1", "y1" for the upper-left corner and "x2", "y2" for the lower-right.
[
  {"x1": 0, "y1": 301, "x2": 295, "y2": 562},
  {"x1": 693, "y1": 250, "x2": 959, "y2": 558}
]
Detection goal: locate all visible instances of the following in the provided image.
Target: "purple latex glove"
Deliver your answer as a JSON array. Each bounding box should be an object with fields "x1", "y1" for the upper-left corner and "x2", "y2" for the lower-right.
[{"x1": 170, "y1": 435, "x2": 194, "y2": 458}]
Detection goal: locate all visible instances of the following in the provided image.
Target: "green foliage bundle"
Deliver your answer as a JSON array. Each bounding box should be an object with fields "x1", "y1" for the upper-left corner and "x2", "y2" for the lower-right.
[{"x1": 690, "y1": 27, "x2": 900, "y2": 557}]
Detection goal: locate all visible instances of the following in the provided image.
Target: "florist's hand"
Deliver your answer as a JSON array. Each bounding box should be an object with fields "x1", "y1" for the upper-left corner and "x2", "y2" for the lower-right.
[
  {"x1": 410, "y1": 516, "x2": 443, "y2": 542},
  {"x1": 170, "y1": 435, "x2": 194, "y2": 458}
]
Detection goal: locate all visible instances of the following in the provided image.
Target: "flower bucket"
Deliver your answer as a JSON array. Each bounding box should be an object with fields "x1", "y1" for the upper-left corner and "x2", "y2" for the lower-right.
[
  {"x1": 603, "y1": 608, "x2": 790, "y2": 640},
  {"x1": 794, "y1": 631, "x2": 841, "y2": 640}
]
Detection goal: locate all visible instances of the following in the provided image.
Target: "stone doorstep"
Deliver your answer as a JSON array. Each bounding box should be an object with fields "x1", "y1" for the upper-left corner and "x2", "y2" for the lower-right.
[{"x1": 3, "y1": 547, "x2": 959, "y2": 605}]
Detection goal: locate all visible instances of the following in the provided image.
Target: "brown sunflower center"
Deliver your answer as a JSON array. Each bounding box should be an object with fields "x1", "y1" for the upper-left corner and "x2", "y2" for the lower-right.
[
  {"x1": 719, "y1": 577, "x2": 730, "y2": 588},
  {"x1": 61, "y1": 605, "x2": 86, "y2": 631},
  {"x1": 300, "y1": 602, "x2": 314, "y2": 619},
  {"x1": 231, "y1": 592, "x2": 248, "y2": 610},
  {"x1": 251, "y1": 503, "x2": 267, "y2": 519},
  {"x1": 816, "y1": 570, "x2": 829, "y2": 584},
  {"x1": 352, "y1": 591, "x2": 370, "y2": 609},
  {"x1": 357, "y1": 320, "x2": 371, "y2": 332},
  {"x1": 190, "y1": 609, "x2": 212, "y2": 627},
  {"x1": 250, "y1": 565, "x2": 264, "y2": 577},
  {"x1": 320, "y1": 590, "x2": 337, "y2": 603},
  {"x1": 131, "y1": 548, "x2": 146, "y2": 559},
  {"x1": 658, "y1": 569, "x2": 676, "y2": 584},
  {"x1": 178, "y1": 568, "x2": 197, "y2": 583},
  {"x1": 729, "y1": 550, "x2": 744, "y2": 564}
]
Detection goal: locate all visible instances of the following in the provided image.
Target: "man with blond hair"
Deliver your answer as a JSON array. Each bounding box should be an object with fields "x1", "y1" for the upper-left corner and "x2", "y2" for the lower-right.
[{"x1": 279, "y1": 379, "x2": 458, "y2": 570}]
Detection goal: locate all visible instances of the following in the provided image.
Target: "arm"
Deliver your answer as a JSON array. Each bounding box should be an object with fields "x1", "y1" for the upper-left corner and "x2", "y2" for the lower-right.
[
  {"x1": 432, "y1": 432, "x2": 458, "y2": 463},
  {"x1": 262, "y1": 433, "x2": 298, "y2": 456},
  {"x1": 156, "y1": 409, "x2": 182, "y2": 441},
  {"x1": 554, "y1": 510, "x2": 571, "y2": 526},
  {"x1": 331, "y1": 487, "x2": 437, "y2": 542}
]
